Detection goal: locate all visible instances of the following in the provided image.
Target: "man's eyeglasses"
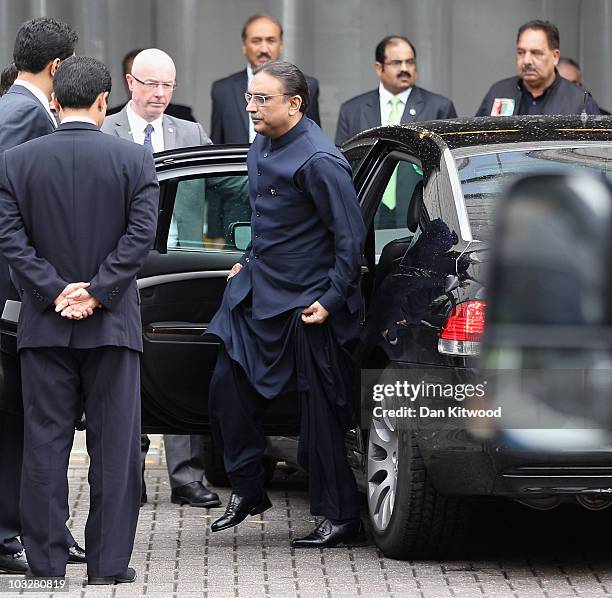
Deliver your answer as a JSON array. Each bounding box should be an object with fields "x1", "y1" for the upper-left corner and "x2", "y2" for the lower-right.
[
  {"x1": 383, "y1": 59, "x2": 417, "y2": 68},
  {"x1": 244, "y1": 92, "x2": 289, "y2": 106},
  {"x1": 131, "y1": 74, "x2": 177, "y2": 90}
]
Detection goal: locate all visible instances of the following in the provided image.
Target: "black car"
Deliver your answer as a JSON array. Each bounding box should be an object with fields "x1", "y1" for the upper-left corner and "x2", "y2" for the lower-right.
[{"x1": 4, "y1": 115, "x2": 612, "y2": 559}]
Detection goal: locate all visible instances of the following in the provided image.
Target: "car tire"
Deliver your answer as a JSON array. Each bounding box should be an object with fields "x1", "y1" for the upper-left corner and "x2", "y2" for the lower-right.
[{"x1": 367, "y1": 416, "x2": 469, "y2": 559}]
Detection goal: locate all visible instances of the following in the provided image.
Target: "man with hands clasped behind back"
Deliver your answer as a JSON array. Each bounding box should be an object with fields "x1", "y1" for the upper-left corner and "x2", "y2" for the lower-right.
[
  {"x1": 0, "y1": 56, "x2": 158, "y2": 584},
  {"x1": 0, "y1": 17, "x2": 86, "y2": 575}
]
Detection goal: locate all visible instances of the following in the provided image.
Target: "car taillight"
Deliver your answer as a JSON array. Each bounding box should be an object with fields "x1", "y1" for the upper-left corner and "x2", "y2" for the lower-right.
[{"x1": 438, "y1": 300, "x2": 486, "y2": 356}]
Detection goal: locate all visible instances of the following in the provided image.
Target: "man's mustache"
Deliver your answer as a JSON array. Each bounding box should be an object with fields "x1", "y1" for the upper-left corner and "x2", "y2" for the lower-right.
[
  {"x1": 398, "y1": 71, "x2": 411, "y2": 78},
  {"x1": 521, "y1": 65, "x2": 536, "y2": 72},
  {"x1": 257, "y1": 52, "x2": 271, "y2": 60}
]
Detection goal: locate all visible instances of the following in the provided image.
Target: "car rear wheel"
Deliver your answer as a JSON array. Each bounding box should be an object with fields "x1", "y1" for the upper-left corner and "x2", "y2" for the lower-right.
[{"x1": 367, "y1": 411, "x2": 468, "y2": 559}]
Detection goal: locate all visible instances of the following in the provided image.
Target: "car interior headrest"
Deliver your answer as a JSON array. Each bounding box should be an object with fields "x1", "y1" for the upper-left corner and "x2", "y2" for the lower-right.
[{"x1": 406, "y1": 181, "x2": 424, "y2": 233}]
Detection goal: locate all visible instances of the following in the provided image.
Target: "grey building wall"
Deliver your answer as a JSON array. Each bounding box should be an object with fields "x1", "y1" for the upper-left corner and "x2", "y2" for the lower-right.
[{"x1": 0, "y1": 0, "x2": 610, "y2": 139}]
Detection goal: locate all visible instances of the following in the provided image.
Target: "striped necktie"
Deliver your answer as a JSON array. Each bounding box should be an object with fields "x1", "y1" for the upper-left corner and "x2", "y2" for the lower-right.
[{"x1": 143, "y1": 123, "x2": 154, "y2": 151}]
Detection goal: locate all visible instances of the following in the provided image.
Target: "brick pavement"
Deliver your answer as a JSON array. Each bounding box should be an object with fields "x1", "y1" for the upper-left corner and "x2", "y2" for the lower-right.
[{"x1": 1, "y1": 434, "x2": 612, "y2": 598}]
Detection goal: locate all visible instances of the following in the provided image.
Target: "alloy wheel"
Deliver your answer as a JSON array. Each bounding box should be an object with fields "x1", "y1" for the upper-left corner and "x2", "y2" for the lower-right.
[{"x1": 367, "y1": 412, "x2": 399, "y2": 531}]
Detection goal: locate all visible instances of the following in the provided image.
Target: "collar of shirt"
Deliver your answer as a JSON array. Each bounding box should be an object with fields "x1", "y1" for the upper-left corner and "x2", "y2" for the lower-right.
[
  {"x1": 60, "y1": 116, "x2": 97, "y2": 126},
  {"x1": 246, "y1": 64, "x2": 256, "y2": 143},
  {"x1": 126, "y1": 101, "x2": 165, "y2": 151},
  {"x1": 269, "y1": 114, "x2": 309, "y2": 151},
  {"x1": 13, "y1": 79, "x2": 56, "y2": 127},
  {"x1": 379, "y1": 82, "x2": 412, "y2": 125}
]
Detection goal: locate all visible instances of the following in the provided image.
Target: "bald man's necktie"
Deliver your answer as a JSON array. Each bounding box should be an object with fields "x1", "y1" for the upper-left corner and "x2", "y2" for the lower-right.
[
  {"x1": 143, "y1": 123, "x2": 154, "y2": 151},
  {"x1": 382, "y1": 95, "x2": 402, "y2": 210}
]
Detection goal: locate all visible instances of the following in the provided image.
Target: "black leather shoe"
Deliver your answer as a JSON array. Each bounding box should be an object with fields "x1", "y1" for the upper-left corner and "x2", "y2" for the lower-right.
[
  {"x1": 291, "y1": 518, "x2": 366, "y2": 548},
  {"x1": 171, "y1": 481, "x2": 221, "y2": 508},
  {"x1": 88, "y1": 567, "x2": 136, "y2": 585},
  {"x1": 67, "y1": 542, "x2": 86, "y2": 564},
  {"x1": 140, "y1": 484, "x2": 147, "y2": 507},
  {"x1": 211, "y1": 492, "x2": 272, "y2": 532},
  {"x1": 0, "y1": 549, "x2": 28, "y2": 573}
]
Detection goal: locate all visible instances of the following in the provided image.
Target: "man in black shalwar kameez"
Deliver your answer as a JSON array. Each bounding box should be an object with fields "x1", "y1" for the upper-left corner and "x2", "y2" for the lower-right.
[{"x1": 206, "y1": 60, "x2": 367, "y2": 548}]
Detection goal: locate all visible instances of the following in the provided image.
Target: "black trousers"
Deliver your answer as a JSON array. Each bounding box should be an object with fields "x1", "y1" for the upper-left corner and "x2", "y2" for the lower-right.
[
  {"x1": 0, "y1": 347, "x2": 76, "y2": 556},
  {"x1": 209, "y1": 344, "x2": 360, "y2": 521},
  {"x1": 20, "y1": 346, "x2": 141, "y2": 577}
]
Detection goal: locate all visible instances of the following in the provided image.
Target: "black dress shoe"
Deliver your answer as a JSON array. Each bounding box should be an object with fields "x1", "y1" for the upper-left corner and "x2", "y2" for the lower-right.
[
  {"x1": 0, "y1": 549, "x2": 28, "y2": 573},
  {"x1": 291, "y1": 518, "x2": 366, "y2": 548},
  {"x1": 67, "y1": 542, "x2": 86, "y2": 564},
  {"x1": 211, "y1": 492, "x2": 272, "y2": 532},
  {"x1": 171, "y1": 481, "x2": 221, "y2": 508},
  {"x1": 88, "y1": 566, "x2": 136, "y2": 585}
]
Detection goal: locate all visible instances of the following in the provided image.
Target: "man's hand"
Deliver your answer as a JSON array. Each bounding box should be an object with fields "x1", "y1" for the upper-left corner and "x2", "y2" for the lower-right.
[
  {"x1": 301, "y1": 301, "x2": 329, "y2": 325},
  {"x1": 59, "y1": 296, "x2": 100, "y2": 320},
  {"x1": 54, "y1": 286, "x2": 101, "y2": 320},
  {"x1": 53, "y1": 282, "x2": 91, "y2": 311},
  {"x1": 227, "y1": 262, "x2": 243, "y2": 280}
]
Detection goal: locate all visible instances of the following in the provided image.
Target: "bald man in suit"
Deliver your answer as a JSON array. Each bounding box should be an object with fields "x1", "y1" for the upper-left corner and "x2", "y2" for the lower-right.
[{"x1": 102, "y1": 48, "x2": 221, "y2": 510}]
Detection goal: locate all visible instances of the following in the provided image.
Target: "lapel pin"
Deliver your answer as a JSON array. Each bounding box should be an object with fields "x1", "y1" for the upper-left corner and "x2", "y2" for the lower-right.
[
  {"x1": 270, "y1": 188, "x2": 278, "y2": 196},
  {"x1": 409, "y1": 108, "x2": 417, "y2": 116}
]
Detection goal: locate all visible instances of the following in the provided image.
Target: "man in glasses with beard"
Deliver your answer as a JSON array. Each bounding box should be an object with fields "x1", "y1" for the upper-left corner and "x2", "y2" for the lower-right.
[
  {"x1": 335, "y1": 35, "x2": 457, "y2": 146},
  {"x1": 476, "y1": 20, "x2": 600, "y2": 116}
]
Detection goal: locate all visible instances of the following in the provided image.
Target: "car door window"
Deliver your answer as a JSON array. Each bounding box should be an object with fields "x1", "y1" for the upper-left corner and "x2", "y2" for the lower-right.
[
  {"x1": 167, "y1": 173, "x2": 250, "y2": 251},
  {"x1": 372, "y1": 157, "x2": 424, "y2": 258}
]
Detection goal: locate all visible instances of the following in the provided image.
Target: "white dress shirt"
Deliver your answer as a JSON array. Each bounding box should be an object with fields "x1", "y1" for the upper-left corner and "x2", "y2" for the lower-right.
[
  {"x1": 13, "y1": 79, "x2": 56, "y2": 126},
  {"x1": 379, "y1": 83, "x2": 412, "y2": 125},
  {"x1": 126, "y1": 101, "x2": 164, "y2": 152}
]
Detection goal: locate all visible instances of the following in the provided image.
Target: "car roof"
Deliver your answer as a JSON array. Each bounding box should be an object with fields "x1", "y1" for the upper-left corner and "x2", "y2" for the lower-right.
[{"x1": 346, "y1": 115, "x2": 612, "y2": 152}]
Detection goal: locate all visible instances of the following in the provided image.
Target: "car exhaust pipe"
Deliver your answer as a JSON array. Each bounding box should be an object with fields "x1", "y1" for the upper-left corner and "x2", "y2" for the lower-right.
[
  {"x1": 576, "y1": 495, "x2": 612, "y2": 511},
  {"x1": 515, "y1": 497, "x2": 561, "y2": 510}
]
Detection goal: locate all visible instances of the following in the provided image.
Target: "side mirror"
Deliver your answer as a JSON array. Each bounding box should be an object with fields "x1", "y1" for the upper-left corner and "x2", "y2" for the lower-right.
[{"x1": 228, "y1": 222, "x2": 251, "y2": 252}]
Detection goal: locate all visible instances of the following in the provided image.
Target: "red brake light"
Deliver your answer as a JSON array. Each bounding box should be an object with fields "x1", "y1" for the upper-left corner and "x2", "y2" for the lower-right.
[{"x1": 438, "y1": 300, "x2": 486, "y2": 356}]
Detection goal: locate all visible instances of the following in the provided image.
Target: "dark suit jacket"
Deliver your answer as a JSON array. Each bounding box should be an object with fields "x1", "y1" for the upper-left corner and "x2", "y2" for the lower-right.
[
  {"x1": 107, "y1": 101, "x2": 196, "y2": 122},
  {"x1": 335, "y1": 86, "x2": 457, "y2": 146},
  {"x1": 0, "y1": 122, "x2": 159, "y2": 352},
  {"x1": 0, "y1": 85, "x2": 56, "y2": 308},
  {"x1": 223, "y1": 116, "x2": 365, "y2": 319},
  {"x1": 210, "y1": 69, "x2": 321, "y2": 144},
  {"x1": 207, "y1": 116, "x2": 365, "y2": 355}
]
